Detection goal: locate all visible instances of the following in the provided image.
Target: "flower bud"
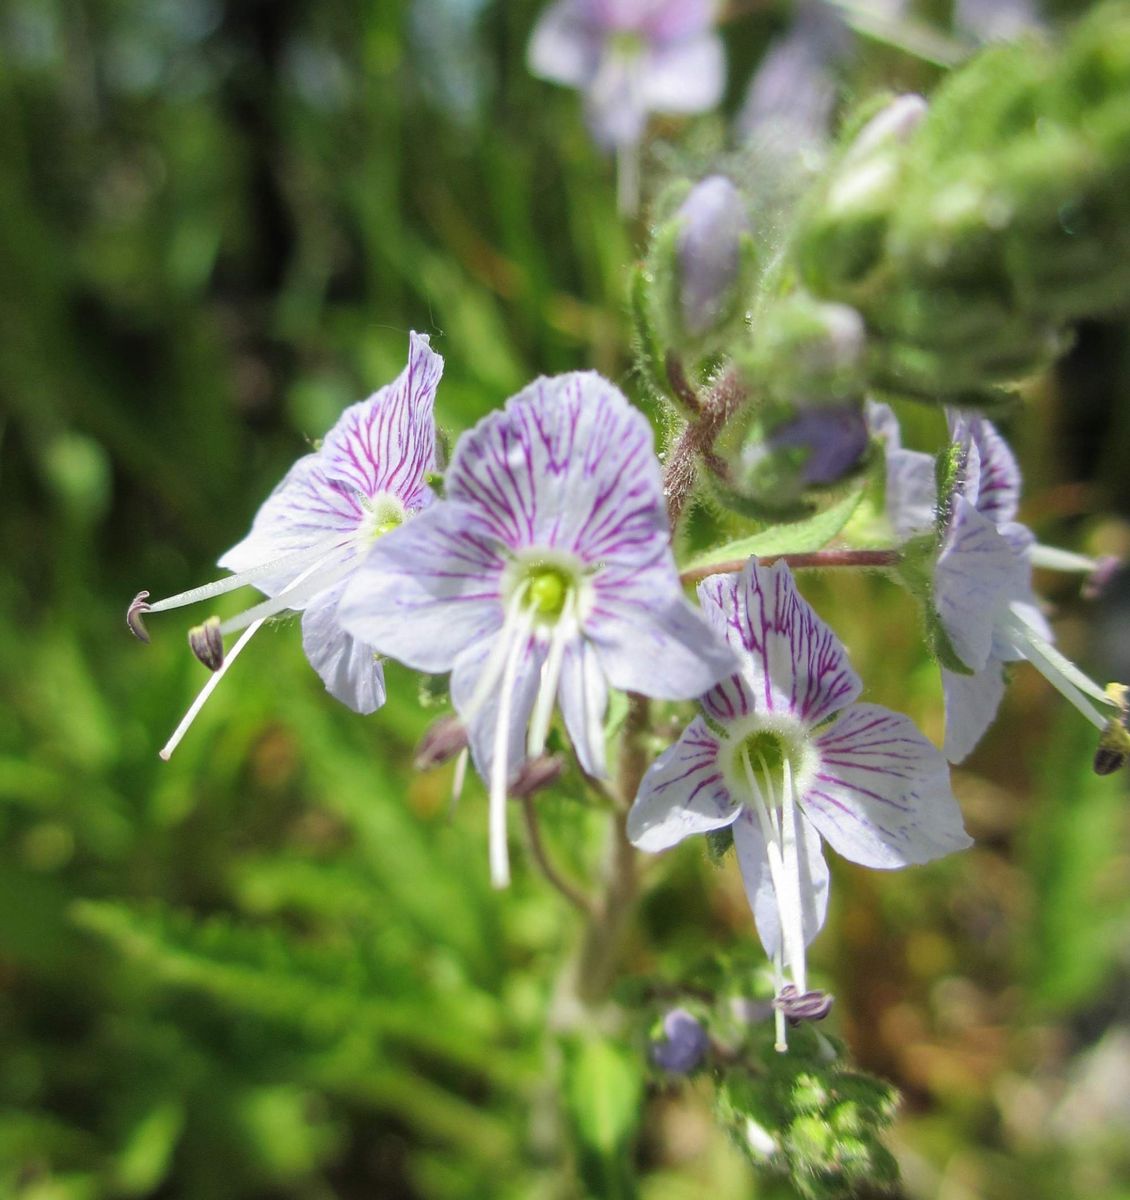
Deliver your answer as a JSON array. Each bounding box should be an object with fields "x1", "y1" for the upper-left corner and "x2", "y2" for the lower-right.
[
  {"x1": 414, "y1": 714, "x2": 469, "y2": 771},
  {"x1": 763, "y1": 403, "x2": 870, "y2": 487},
  {"x1": 649, "y1": 1007, "x2": 709, "y2": 1074},
  {"x1": 674, "y1": 176, "x2": 751, "y2": 340},
  {"x1": 508, "y1": 754, "x2": 565, "y2": 799}
]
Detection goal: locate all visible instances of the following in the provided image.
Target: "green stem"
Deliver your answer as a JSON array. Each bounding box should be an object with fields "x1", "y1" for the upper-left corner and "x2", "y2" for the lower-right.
[{"x1": 680, "y1": 547, "x2": 900, "y2": 585}]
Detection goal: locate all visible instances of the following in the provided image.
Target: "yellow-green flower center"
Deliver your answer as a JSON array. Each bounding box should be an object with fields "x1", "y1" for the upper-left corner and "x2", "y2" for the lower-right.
[
  {"x1": 526, "y1": 566, "x2": 572, "y2": 619},
  {"x1": 360, "y1": 495, "x2": 405, "y2": 542}
]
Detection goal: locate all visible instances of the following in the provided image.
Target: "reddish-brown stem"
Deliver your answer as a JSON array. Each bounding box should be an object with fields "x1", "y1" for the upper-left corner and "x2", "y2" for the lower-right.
[
  {"x1": 663, "y1": 366, "x2": 747, "y2": 529},
  {"x1": 679, "y1": 548, "x2": 900, "y2": 585}
]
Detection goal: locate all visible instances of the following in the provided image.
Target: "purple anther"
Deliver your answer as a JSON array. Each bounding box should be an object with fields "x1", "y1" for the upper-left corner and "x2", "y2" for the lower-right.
[
  {"x1": 127, "y1": 591, "x2": 152, "y2": 642},
  {"x1": 188, "y1": 617, "x2": 224, "y2": 672}
]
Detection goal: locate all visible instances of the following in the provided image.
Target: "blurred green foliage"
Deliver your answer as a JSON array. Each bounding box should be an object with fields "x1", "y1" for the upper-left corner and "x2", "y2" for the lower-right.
[{"x1": 2, "y1": 0, "x2": 1130, "y2": 1197}]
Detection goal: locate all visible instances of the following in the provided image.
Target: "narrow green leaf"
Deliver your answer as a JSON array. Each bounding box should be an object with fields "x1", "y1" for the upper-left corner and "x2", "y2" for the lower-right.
[{"x1": 682, "y1": 486, "x2": 865, "y2": 575}]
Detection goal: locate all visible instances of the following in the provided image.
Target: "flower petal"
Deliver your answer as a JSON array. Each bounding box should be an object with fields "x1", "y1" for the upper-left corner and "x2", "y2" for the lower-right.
[
  {"x1": 627, "y1": 717, "x2": 739, "y2": 852},
  {"x1": 301, "y1": 584, "x2": 387, "y2": 715},
  {"x1": 948, "y1": 411, "x2": 1020, "y2": 527},
  {"x1": 558, "y1": 639, "x2": 609, "y2": 777},
  {"x1": 218, "y1": 332, "x2": 442, "y2": 595},
  {"x1": 935, "y1": 496, "x2": 1028, "y2": 671},
  {"x1": 588, "y1": 558, "x2": 736, "y2": 700},
  {"x1": 732, "y1": 808, "x2": 830, "y2": 960},
  {"x1": 338, "y1": 500, "x2": 506, "y2": 674},
  {"x1": 320, "y1": 331, "x2": 442, "y2": 512},
  {"x1": 804, "y1": 703, "x2": 971, "y2": 868},
  {"x1": 640, "y1": 32, "x2": 725, "y2": 113},
  {"x1": 217, "y1": 452, "x2": 360, "y2": 596},
  {"x1": 697, "y1": 559, "x2": 861, "y2": 726},
  {"x1": 942, "y1": 662, "x2": 1006, "y2": 763},
  {"x1": 528, "y1": 0, "x2": 599, "y2": 87},
  {"x1": 445, "y1": 372, "x2": 670, "y2": 568},
  {"x1": 451, "y1": 632, "x2": 545, "y2": 783}
]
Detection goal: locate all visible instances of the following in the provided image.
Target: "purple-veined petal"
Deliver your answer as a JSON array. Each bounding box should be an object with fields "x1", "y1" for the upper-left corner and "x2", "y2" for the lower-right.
[
  {"x1": 949, "y1": 411, "x2": 1021, "y2": 526},
  {"x1": 587, "y1": 557, "x2": 736, "y2": 699},
  {"x1": 942, "y1": 662, "x2": 1006, "y2": 763},
  {"x1": 528, "y1": 0, "x2": 600, "y2": 85},
  {"x1": 934, "y1": 496, "x2": 1028, "y2": 671},
  {"x1": 627, "y1": 717, "x2": 738, "y2": 851},
  {"x1": 640, "y1": 32, "x2": 725, "y2": 113},
  {"x1": 732, "y1": 808, "x2": 830, "y2": 961},
  {"x1": 301, "y1": 583, "x2": 387, "y2": 715},
  {"x1": 319, "y1": 331, "x2": 442, "y2": 512},
  {"x1": 217, "y1": 452, "x2": 362, "y2": 597},
  {"x1": 445, "y1": 372, "x2": 671, "y2": 569},
  {"x1": 218, "y1": 332, "x2": 442, "y2": 596},
  {"x1": 700, "y1": 671, "x2": 756, "y2": 729},
  {"x1": 804, "y1": 703, "x2": 971, "y2": 868},
  {"x1": 452, "y1": 631, "x2": 546, "y2": 784},
  {"x1": 558, "y1": 639, "x2": 610, "y2": 777},
  {"x1": 697, "y1": 559, "x2": 862, "y2": 726},
  {"x1": 338, "y1": 500, "x2": 506, "y2": 674}
]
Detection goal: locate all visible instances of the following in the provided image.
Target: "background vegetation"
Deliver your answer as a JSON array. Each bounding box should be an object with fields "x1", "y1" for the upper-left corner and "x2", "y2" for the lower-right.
[{"x1": 2, "y1": 0, "x2": 1130, "y2": 1195}]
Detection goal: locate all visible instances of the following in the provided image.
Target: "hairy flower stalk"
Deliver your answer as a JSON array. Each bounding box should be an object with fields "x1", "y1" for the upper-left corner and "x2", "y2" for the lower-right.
[
  {"x1": 628, "y1": 559, "x2": 970, "y2": 1048},
  {"x1": 127, "y1": 332, "x2": 444, "y2": 756},
  {"x1": 340, "y1": 371, "x2": 735, "y2": 887}
]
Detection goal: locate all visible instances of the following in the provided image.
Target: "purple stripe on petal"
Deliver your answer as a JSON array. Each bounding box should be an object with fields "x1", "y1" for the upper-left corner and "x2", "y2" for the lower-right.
[
  {"x1": 697, "y1": 560, "x2": 861, "y2": 726},
  {"x1": 804, "y1": 704, "x2": 971, "y2": 868},
  {"x1": 627, "y1": 716, "x2": 739, "y2": 852},
  {"x1": 320, "y1": 332, "x2": 442, "y2": 510}
]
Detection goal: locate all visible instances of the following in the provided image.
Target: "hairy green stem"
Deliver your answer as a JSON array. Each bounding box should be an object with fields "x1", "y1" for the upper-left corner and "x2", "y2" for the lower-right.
[{"x1": 680, "y1": 547, "x2": 900, "y2": 585}]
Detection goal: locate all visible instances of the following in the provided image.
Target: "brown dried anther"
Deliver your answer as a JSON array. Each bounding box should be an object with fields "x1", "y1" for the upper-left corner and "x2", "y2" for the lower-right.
[
  {"x1": 188, "y1": 617, "x2": 224, "y2": 671},
  {"x1": 127, "y1": 591, "x2": 152, "y2": 642},
  {"x1": 773, "y1": 985, "x2": 834, "y2": 1026}
]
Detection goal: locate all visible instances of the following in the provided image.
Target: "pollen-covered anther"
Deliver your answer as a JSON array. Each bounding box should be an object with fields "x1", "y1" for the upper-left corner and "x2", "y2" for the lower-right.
[
  {"x1": 127, "y1": 591, "x2": 152, "y2": 642},
  {"x1": 773, "y1": 984, "x2": 835, "y2": 1025},
  {"x1": 188, "y1": 617, "x2": 224, "y2": 672}
]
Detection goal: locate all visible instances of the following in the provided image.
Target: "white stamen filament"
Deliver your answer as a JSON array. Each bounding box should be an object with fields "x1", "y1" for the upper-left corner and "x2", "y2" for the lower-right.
[
  {"x1": 218, "y1": 548, "x2": 357, "y2": 636},
  {"x1": 772, "y1": 950, "x2": 788, "y2": 1054},
  {"x1": 490, "y1": 611, "x2": 533, "y2": 889},
  {"x1": 1028, "y1": 544, "x2": 1097, "y2": 574},
  {"x1": 159, "y1": 549, "x2": 355, "y2": 760},
  {"x1": 159, "y1": 620, "x2": 262, "y2": 760},
  {"x1": 451, "y1": 747, "x2": 469, "y2": 811},
  {"x1": 462, "y1": 582, "x2": 532, "y2": 727},
  {"x1": 777, "y1": 755, "x2": 806, "y2": 996},
  {"x1": 742, "y1": 747, "x2": 808, "y2": 1049},
  {"x1": 527, "y1": 592, "x2": 575, "y2": 759},
  {"x1": 1000, "y1": 605, "x2": 1114, "y2": 729},
  {"x1": 146, "y1": 533, "x2": 351, "y2": 614}
]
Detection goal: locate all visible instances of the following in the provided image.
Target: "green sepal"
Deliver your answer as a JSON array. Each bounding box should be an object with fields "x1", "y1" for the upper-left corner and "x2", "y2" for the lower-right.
[
  {"x1": 628, "y1": 262, "x2": 668, "y2": 404},
  {"x1": 894, "y1": 533, "x2": 975, "y2": 675},
  {"x1": 705, "y1": 825, "x2": 734, "y2": 863}
]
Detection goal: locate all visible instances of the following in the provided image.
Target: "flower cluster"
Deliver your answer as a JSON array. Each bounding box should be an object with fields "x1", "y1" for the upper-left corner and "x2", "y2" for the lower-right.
[{"x1": 130, "y1": 328, "x2": 1117, "y2": 1049}]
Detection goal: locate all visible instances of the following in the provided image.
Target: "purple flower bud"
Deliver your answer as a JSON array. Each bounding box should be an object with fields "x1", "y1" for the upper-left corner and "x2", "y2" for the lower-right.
[
  {"x1": 509, "y1": 754, "x2": 565, "y2": 799},
  {"x1": 649, "y1": 1007, "x2": 709, "y2": 1074},
  {"x1": 676, "y1": 176, "x2": 750, "y2": 339},
  {"x1": 767, "y1": 404, "x2": 870, "y2": 486},
  {"x1": 415, "y1": 714, "x2": 470, "y2": 771}
]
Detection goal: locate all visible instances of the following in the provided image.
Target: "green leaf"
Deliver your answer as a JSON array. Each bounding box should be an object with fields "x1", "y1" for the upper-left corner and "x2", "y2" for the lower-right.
[
  {"x1": 563, "y1": 1036, "x2": 643, "y2": 1199},
  {"x1": 681, "y1": 486, "x2": 865, "y2": 575}
]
